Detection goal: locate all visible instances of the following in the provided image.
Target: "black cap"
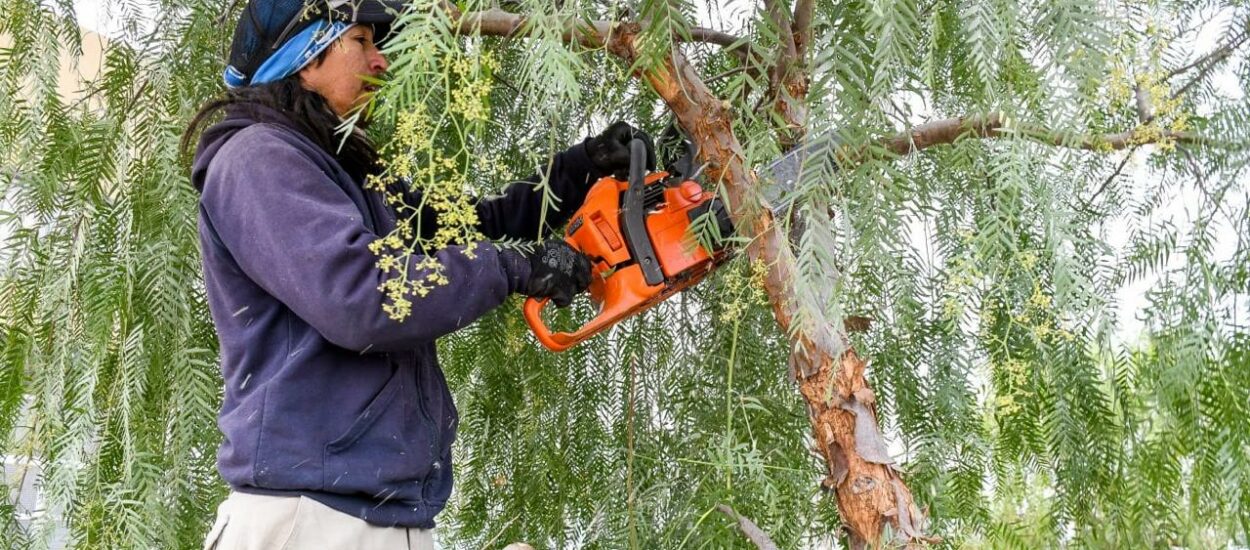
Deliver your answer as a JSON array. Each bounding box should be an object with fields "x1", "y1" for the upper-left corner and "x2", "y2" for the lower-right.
[{"x1": 227, "y1": 0, "x2": 404, "y2": 87}]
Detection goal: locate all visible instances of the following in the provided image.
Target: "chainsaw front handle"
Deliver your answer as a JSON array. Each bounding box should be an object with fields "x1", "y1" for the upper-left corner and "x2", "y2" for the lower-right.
[
  {"x1": 523, "y1": 296, "x2": 578, "y2": 352},
  {"x1": 523, "y1": 263, "x2": 670, "y2": 352},
  {"x1": 523, "y1": 259, "x2": 718, "y2": 351},
  {"x1": 523, "y1": 292, "x2": 625, "y2": 352}
]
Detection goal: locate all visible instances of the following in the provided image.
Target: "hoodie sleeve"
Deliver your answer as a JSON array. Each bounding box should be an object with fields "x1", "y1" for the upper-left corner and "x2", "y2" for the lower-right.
[
  {"x1": 200, "y1": 126, "x2": 530, "y2": 353},
  {"x1": 472, "y1": 140, "x2": 600, "y2": 241}
]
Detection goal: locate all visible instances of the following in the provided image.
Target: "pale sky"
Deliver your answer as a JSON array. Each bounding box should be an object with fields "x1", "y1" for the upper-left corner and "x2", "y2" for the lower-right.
[{"x1": 70, "y1": 0, "x2": 154, "y2": 38}]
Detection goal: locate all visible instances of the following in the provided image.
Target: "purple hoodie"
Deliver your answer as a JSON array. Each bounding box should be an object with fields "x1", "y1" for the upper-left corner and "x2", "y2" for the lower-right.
[{"x1": 190, "y1": 104, "x2": 597, "y2": 528}]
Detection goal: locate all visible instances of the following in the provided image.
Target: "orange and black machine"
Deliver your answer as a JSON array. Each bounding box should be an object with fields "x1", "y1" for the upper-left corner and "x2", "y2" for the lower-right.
[{"x1": 524, "y1": 138, "x2": 733, "y2": 351}]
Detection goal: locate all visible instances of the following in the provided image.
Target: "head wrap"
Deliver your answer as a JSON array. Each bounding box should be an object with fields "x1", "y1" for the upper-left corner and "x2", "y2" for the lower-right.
[{"x1": 224, "y1": 20, "x2": 352, "y2": 88}]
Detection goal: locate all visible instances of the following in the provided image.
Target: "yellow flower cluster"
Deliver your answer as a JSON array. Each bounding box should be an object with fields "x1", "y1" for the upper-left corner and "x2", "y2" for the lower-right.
[
  {"x1": 1127, "y1": 69, "x2": 1188, "y2": 153},
  {"x1": 1105, "y1": 47, "x2": 1191, "y2": 155},
  {"x1": 369, "y1": 236, "x2": 451, "y2": 321},
  {"x1": 717, "y1": 259, "x2": 770, "y2": 323},
  {"x1": 1106, "y1": 64, "x2": 1132, "y2": 106},
  {"x1": 993, "y1": 358, "x2": 1030, "y2": 416},
  {"x1": 1011, "y1": 282, "x2": 1075, "y2": 343},
  {"x1": 363, "y1": 53, "x2": 505, "y2": 321},
  {"x1": 941, "y1": 250, "x2": 984, "y2": 322},
  {"x1": 449, "y1": 54, "x2": 498, "y2": 123},
  {"x1": 475, "y1": 153, "x2": 510, "y2": 180}
]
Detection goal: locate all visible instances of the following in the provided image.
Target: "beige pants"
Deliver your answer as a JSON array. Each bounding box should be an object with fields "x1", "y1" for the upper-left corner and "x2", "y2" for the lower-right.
[{"x1": 203, "y1": 492, "x2": 436, "y2": 550}]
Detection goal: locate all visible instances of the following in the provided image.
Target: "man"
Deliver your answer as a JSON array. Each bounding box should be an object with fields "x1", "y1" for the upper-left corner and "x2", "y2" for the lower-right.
[{"x1": 184, "y1": 1, "x2": 654, "y2": 548}]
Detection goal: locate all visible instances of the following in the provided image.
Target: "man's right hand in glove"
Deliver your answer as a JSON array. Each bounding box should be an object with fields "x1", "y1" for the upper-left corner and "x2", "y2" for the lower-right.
[{"x1": 522, "y1": 240, "x2": 592, "y2": 308}]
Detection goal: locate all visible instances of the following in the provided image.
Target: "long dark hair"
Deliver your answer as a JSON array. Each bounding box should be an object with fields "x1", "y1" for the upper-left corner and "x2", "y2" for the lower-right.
[{"x1": 181, "y1": 73, "x2": 380, "y2": 182}]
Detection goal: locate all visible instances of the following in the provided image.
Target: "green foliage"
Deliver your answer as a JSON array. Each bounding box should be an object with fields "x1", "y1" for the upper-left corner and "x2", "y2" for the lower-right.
[{"x1": 1, "y1": 0, "x2": 1248, "y2": 548}]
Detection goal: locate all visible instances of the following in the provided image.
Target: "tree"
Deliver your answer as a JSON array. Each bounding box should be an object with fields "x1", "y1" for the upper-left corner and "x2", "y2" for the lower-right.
[{"x1": 1, "y1": 0, "x2": 1248, "y2": 548}]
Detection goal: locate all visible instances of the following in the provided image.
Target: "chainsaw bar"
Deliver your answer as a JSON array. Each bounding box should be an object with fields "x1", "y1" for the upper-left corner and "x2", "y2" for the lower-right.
[
  {"x1": 669, "y1": 128, "x2": 838, "y2": 217},
  {"x1": 759, "y1": 131, "x2": 840, "y2": 216}
]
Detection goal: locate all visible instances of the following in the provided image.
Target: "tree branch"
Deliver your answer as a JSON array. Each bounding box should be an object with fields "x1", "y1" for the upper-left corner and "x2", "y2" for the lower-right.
[
  {"x1": 454, "y1": 8, "x2": 608, "y2": 47},
  {"x1": 717, "y1": 505, "x2": 780, "y2": 550},
  {"x1": 754, "y1": 0, "x2": 809, "y2": 149},
  {"x1": 448, "y1": 7, "x2": 754, "y2": 61},
  {"x1": 1078, "y1": 145, "x2": 1141, "y2": 214},
  {"x1": 868, "y1": 113, "x2": 1200, "y2": 162},
  {"x1": 1133, "y1": 83, "x2": 1154, "y2": 124},
  {"x1": 764, "y1": 0, "x2": 798, "y2": 59},
  {"x1": 689, "y1": 26, "x2": 749, "y2": 52},
  {"x1": 1166, "y1": 17, "x2": 1250, "y2": 100},
  {"x1": 603, "y1": 25, "x2": 928, "y2": 549}
]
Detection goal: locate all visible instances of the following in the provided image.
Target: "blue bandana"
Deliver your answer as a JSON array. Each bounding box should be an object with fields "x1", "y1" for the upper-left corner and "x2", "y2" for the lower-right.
[{"x1": 224, "y1": 20, "x2": 352, "y2": 88}]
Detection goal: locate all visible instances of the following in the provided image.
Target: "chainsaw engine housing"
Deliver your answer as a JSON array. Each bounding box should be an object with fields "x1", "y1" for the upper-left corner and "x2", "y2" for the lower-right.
[{"x1": 524, "y1": 140, "x2": 730, "y2": 351}]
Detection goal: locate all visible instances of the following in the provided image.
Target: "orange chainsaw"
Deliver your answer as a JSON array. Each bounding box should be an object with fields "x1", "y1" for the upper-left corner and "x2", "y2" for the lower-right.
[{"x1": 524, "y1": 138, "x2": 734, "y2": 351}]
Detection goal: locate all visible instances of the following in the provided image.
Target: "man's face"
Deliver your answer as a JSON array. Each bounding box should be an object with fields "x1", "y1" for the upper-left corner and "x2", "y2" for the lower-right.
[{"x1": 299, "y1": 24, "x2": 388, "y2": 118}]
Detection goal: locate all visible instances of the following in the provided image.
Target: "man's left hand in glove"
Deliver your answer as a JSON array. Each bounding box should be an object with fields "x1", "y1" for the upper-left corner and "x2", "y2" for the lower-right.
[{"x1": 586, "y1": 121, "x2": 656, "y2": 180}]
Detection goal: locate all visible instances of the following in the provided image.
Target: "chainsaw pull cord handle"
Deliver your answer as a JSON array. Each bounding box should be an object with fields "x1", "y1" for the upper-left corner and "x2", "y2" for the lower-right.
[{"x1": 621, "y1": 138, "x2": 664, "y2": 286}]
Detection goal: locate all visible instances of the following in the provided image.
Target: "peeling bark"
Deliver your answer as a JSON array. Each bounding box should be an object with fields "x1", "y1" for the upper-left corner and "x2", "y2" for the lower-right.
[{"x1": 799, "y1": 349, "x2": 926, "y2": 547}]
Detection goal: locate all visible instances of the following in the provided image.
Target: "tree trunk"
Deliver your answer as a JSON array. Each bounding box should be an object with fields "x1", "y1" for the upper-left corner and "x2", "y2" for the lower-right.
[{"x1": 605, "y1": 29, "x2": 929, "y2": 548}]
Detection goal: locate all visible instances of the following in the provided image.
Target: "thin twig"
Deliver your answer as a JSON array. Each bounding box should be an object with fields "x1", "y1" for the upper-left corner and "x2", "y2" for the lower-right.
[
  {"x1": 1079, "y1": 145, "x2": 1140, "y2": 213},
  {"x1": 1167, "y1": 18, "x2": 1250, "y2": 101},
  {"x1": 626, "y1": 356, "x2": 639, "y2": 550},
  {"x1": 1180, "y1": 146, "x2": 1239, "y2": 224},
  {"x1": 703, "y1": 66, "x2": 748, "y2": 84},
  {"x1": 1165, "y1": 17, "x2": 1250, "y2": 79},
  {"x1": 490, "y1": 73, "x2": 523, "y2": 96},
  {"x1": 214, "y1": 0, "x2": 245, "y2": 26},
  {"x1": 480, "y1": 516, "x2": 520, "y2": 549}
]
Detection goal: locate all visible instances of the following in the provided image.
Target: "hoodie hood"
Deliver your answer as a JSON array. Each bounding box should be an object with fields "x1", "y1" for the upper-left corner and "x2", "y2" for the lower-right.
[{"x1": 190, "y1": 103, "x2": 303, "y2": 193}]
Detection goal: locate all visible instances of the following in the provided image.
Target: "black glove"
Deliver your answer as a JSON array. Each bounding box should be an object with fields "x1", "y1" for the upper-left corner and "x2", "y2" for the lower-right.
[
  {"x1": 523, "y1": 241, "x2": 592, "y2": 308},
  {"x1": 586, "y1": 121, "x2": 656, "y2": 180}
]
